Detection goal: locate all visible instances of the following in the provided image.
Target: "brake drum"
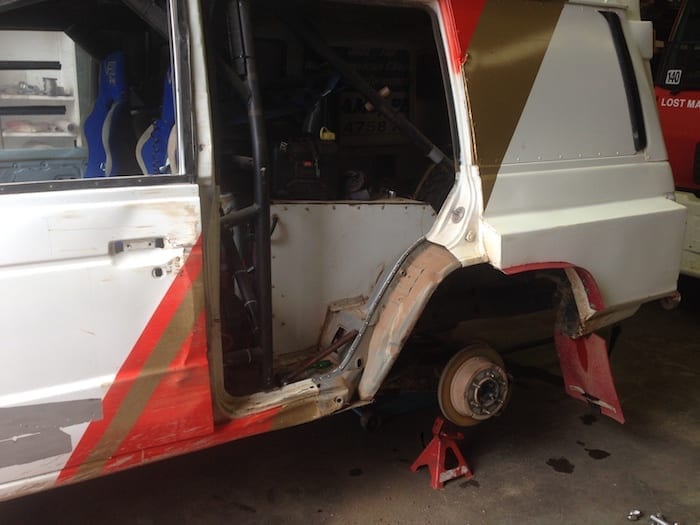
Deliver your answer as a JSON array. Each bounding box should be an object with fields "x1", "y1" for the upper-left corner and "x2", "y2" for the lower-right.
[{"x1": 438, "y1": 345, "x2": 510, "y2": 427}]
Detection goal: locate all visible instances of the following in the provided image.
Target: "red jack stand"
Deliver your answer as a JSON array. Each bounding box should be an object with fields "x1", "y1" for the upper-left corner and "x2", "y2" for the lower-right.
[{"x1": 410, "y1": 417, "x2": 472, "y2": 489}]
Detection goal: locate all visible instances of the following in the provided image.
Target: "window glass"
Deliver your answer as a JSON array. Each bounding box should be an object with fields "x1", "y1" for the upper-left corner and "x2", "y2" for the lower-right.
[{"x1": 0, "y1": 0, "x2": 181, "y2": 186}]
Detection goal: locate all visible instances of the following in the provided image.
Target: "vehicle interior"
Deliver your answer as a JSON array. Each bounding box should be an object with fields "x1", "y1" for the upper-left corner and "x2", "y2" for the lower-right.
[
  {"x1": 201, "y1": 0, "x2": 461, "y2": 395},
  {"x1": 205, "y1": 1, "x2": 456, "y2": 206}
]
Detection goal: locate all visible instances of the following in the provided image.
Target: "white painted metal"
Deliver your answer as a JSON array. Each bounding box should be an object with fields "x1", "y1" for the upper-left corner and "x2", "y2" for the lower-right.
[
  {"x1": 571, "y1": 0, "x2": 633, "y2": 10},
  {"x1": 482, "y1": 161, "x2": 675, "y2": 218},
  {"x1": 629, "y1": 21, "x2": 654, "y2": 60},
  {"x1": 430, "y1": 2, "x2": 685, "y2": 315},
  {"x1": 503, "y1": 7, "x2": 636, "y2": 163},
  {"x1": 483, "y1": 197, "x2": 684, "y2": 305},
  {"x1": 0, "y1": 183, "x2": 201, "y2": 486},
  {"x1": 0, "y1": 184, "x2": 200, "y2": 402},
  {"x1": 424, "y1": 2, "x2": 484, "y2": 266},
  {"x1": 676, "y1": 191, "x2": 700, "y2": 278},
  {"x1": 183, "y1": 0, "x2": 214, "y2": 182},
  {"x1": 270, "y1": 201, "x2": 435, "y2": 354}
]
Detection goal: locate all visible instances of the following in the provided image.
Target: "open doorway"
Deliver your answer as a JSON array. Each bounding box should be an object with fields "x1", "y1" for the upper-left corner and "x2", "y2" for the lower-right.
[{"x1": 203, "y1": 0, "x2": 457, "y2": 396}]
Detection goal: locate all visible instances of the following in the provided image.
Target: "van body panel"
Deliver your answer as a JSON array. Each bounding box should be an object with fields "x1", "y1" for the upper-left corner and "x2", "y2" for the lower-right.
[
  {"x1": 432, "y1": 0, "x2": 685, "y2": 315},
  {"x1": 0, "y1": 184, "x2": 206, "y2": 496}
]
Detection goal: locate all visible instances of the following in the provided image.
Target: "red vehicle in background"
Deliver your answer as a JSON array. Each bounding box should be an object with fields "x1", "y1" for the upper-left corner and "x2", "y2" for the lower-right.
[{"x1": 655, "y1": 0, "x2": 700, "y2": 277}]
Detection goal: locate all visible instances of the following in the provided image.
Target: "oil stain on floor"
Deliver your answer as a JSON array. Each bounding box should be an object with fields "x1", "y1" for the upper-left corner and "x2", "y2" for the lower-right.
[
  {"x1": 546, "y1": 457, "x2": 575, "y2": 473},
  {"x1": 584, "y1": 448, "x2": 610, "y2": 460}
]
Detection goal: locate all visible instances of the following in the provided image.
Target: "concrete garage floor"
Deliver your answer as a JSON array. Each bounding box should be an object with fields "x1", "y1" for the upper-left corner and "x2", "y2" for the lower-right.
[{"x1": 2, "y1": 280, "x2": 699, "y2": 524}]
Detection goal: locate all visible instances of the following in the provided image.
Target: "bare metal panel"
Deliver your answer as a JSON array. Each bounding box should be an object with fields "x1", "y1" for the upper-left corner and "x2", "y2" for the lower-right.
[{"x1": 270, "y1": 201, "x2": 435, "y2": 354}]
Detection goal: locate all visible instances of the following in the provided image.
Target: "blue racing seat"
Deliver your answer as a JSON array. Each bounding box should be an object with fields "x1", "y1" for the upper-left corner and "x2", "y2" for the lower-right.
[
  {"x1": 136, "y1": 69, "x2": 177, "y2": 175},
  {"x1": 84, "y1": 52, "x2": 139, "y2": 178}
]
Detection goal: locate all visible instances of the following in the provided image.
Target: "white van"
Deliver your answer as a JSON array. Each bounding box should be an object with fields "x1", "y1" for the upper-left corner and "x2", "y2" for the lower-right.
[{"x1": 0, "y1": 0, "x2": 685, "y2": 500}]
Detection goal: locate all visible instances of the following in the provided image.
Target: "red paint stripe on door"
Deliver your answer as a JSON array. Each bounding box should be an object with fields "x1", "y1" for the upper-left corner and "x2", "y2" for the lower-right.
[
  {"x1": 101, "y1": 310, "x2": 212, "y2": 473},
  {"x1": 57, "y1": 241, "x2": 204, "y2": 482}
]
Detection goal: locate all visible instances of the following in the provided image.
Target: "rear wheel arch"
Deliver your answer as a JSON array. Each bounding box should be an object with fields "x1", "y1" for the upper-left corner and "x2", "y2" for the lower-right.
[{"x1": 356, "y1": 258, "x2": 607, "y2": 402}]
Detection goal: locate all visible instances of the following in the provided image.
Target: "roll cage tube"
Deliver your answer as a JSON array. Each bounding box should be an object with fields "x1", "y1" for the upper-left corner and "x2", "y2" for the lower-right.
[
  {"x1": 280, "y1": 6, "x2": 455, "y2": 172},
  {"x1": 224, "y1": 0, "x2": 275, "y2": 388}
]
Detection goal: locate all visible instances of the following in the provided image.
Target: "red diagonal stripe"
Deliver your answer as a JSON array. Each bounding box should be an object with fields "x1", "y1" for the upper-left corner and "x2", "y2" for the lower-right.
[
  {"x1": 58, "y1": 241, "x2": 203, "y2": 482},
  {"x1": 101, "y1": 310, "x2": 212, "y2": 474},
  {"x1": 439, "y1": 0, "x2": 488, "y2": 72}
]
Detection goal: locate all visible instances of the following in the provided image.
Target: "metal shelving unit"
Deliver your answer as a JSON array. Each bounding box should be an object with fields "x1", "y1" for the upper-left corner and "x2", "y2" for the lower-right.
[{"x1": 0, "y1": 31, "x2": 80, "y2": 150}]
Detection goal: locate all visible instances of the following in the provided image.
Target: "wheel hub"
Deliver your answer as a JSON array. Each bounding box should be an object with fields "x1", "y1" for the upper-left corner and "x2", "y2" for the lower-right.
[{"x1": 447, "y1": 356, "x2": 509, "y2": 422}]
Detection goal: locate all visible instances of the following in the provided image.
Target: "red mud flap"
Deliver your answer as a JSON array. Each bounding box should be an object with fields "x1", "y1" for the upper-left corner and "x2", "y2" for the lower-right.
[{"x1": 554, "y1": 332, "x2": 625, "y2": 423}]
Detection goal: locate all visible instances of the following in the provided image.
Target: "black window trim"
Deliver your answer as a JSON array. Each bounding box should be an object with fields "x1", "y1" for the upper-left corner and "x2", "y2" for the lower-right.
[
  {"x1": 0, "y1": 174, "x2": 192, "y2": 194},
  {"x1": 600, "y1": 10, "x2": 648, "y2": 152}
]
